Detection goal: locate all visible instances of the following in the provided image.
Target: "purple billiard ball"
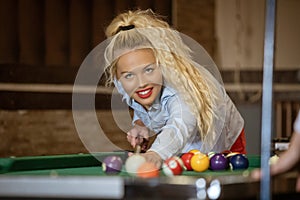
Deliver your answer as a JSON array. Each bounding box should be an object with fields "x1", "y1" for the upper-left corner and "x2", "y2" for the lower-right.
[
  {"x1": 102, "y1": 155, "x2": 123, "y2": 174},
  {"x1": 229, "y1": 154, "x2": 249, "y2": 170},
  {"x1": 210, "y1": 153, "x2": 229, "y2": 170}
]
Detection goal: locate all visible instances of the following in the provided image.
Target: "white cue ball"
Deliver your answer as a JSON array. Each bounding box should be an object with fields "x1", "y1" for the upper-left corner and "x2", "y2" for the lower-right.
[{"x1": 125, "y1": 154, "x2": 146, "y2": 176}]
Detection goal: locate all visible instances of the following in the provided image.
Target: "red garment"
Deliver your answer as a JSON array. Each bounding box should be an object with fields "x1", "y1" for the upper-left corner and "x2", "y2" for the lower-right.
[{"x1": 230, "y1": 128, "x2": 246, "y2": 154}]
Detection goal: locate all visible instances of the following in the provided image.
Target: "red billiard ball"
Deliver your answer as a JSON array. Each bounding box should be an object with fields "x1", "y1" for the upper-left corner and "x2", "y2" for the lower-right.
[
  {"x1": 229, "y1": 154, "x2": 249, "y2": 170},
  {"x1": 209, "y1": 153, "x2": 229, "y2": 170},
  {"x1": 162, "y1": 156, "x2": 184, "y2": 176},
  {"x1": 180, "y1": 153, "x2": 194, "y2": 171},
  {"x1": 102, "y1": 155, "x2": 123, "y2": 174}
]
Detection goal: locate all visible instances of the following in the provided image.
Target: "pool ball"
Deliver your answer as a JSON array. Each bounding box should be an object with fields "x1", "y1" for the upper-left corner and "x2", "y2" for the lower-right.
[
  {"x1": 190, "y1": 153, "x2": 210, "y2": 172},
  {"x1": 189, "y1": 149, "x2": 203, "y2": 155},
  {"x1": 162, "y1": 156, "x2": 184, "y2": 176},
  {"x1": 180, "y1": 153, "x2": 194, "y2": 171},
  {"x1": 226, "y1": 152, "x2": 239, "y2": 159},
  {"x1": 269, "y1": 155, "x2": 279, "y2": 165},
  {"x1": 229, "y1": 154, "x2": 249, "y2": 170},
  {"x1": 207, "y1": 151, "x2": 216, "y2": 159},
  {"x1": 102, "y1": 155, "x2": 123, "y2": 174},
  {"x1": 136, "y1": 162, "x2": 159, "y2": 178},
  {"x1": 210, "y1": 153, "x2": 229, "y2": 170},
  {"x1": 125, "y1": 154, "x2": 146, "y2": 176},
  {"x1": 221, "y1": 150, "x2": 232, "y2": 156}
]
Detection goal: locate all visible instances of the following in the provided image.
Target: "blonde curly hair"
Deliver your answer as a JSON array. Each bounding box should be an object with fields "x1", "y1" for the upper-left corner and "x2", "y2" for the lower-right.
[{"x1": 104, "y1": 9, "x2": 221, "y2": 140}]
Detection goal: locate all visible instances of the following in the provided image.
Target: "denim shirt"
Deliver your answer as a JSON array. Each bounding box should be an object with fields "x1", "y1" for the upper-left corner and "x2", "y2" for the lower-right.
[
  {"x1": 132, "y1": 86, "x2": 203, "y2": 160},
  {"x1": 114, "y1": 79, "x2": 244, "y2": 160}
]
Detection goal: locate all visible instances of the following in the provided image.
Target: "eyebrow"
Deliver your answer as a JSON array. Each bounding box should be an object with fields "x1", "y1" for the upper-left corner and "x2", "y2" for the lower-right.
[{"x1": 120, "y1": 63, "x2": 155, "y2": 75}]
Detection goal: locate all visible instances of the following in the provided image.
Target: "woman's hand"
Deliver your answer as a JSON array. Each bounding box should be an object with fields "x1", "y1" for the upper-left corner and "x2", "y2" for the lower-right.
[
  {"x1": 142, "y1": 151, "x2": 163, "y2": 169},
  {"x1": 127, "y1": 120, "x2": 150, "y2": 151}
]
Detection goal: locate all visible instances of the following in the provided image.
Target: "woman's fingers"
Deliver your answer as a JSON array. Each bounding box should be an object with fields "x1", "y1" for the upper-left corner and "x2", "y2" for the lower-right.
[
  {"x1": 127, "y1": 135, "x2": 136, "y2": 147},
  {"x1": 127, "y1": 125, "x2": 150, "y2": 148},
  {"x1": 127, "y1": 135, "x2": 144, "y2": 148}
]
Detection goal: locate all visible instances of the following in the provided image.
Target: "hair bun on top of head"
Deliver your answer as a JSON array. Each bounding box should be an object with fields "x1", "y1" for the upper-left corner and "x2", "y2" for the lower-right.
[{"x1": 116, "y1": 24, "x2": 135, "y2": 33}]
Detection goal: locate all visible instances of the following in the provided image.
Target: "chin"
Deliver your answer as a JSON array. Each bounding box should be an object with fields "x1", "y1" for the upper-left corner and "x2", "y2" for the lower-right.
[{"x1": 137, "y1": 99, "x2": 154, "y2": 108}]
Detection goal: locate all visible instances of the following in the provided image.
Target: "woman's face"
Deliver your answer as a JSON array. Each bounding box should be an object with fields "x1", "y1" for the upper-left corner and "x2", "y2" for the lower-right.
[{"x1": 116, "y1": 49, "x2": 163, "y2": 110}]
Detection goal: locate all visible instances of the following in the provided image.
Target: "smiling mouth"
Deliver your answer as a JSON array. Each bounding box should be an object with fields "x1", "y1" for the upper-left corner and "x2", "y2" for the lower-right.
[{"x1": 136, "y1": 88, "x2": 153, "y2": 99}]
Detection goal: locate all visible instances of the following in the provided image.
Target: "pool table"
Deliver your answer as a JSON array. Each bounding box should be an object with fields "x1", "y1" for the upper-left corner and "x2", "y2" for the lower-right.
[{"x1": 0, "y1": 152, "x2": 298, "y2": 199}]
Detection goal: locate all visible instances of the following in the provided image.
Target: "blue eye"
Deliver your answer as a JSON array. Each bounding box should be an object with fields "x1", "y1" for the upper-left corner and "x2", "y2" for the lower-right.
[
  {"x1": 124, "y1": 73, "x2": 134, "y2": 79},
  {"x1": 145, "y1": 67, "x2": 154, "y2": 74}
]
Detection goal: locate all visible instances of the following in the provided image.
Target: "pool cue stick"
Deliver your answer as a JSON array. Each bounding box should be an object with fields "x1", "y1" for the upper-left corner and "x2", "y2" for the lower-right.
[
  {"x1": 260, "y1": 0, "x2": 276, "y2": 200},
  {"x1": 135, "y1": 145, "x2": 141, "y2": 154}
]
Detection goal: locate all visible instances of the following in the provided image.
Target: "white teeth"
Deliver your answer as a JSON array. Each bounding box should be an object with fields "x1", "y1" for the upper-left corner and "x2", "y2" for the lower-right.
[{"x1": 138, "y1": 89, "x2": 150, "y2": 95}]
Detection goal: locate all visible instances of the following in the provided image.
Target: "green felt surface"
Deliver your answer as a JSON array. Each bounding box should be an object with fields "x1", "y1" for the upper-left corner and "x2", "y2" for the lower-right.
[{"x1": 0, "y1": 153, "x2": 260, "y2": 177}]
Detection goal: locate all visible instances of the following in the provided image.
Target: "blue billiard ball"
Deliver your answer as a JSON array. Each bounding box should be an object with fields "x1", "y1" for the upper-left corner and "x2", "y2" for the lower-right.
[{"x1": 229, "y1": 154, "x2": 249, "y2": 170}]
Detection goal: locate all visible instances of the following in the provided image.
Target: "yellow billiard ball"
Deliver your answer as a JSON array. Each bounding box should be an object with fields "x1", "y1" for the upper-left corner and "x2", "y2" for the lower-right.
[
  {"x1": 189, "y1": 149, "x2": 203, "y2": 155},
  {"x1": 191, "y1": 153, "x2": 210, "y2": 172}
]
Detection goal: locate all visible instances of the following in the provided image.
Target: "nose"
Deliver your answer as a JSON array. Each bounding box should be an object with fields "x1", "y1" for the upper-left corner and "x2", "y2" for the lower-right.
[{"x1": 136, "y1": 74, "x2": 147, "y2": 88}]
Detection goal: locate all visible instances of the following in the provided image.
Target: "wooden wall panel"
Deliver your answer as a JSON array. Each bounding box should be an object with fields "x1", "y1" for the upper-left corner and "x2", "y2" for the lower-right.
[
  {"x1": 173, "y1": 0, "x2": 215, "y2": 57},
  {"x1": 114, "y1": 0, "x2": 134, "y2": 15},
  {"x1": 92, "y1": 0, "x2": 114, "y2": 46},
  {"x1": 0, "y1": 0, "x2": 18, "y2": 64},
  {"x1": 154, "y1": 0, "x2": 172, "y2": 23},
  {"x1": 18, "y1": 0, "x2": 45, "y2": 66},
  {"x1": 0, "y1": 0, "x2": 172, "y2": 68},
  {"x1": 70, "y1": 0, "x2": 92, "y2": 67},
  {"x1": 45, "y1": 0, "x2": 69, "y2": 66},
  {"x1": 134, "y1": 0, "x2": 153, "y2": 10}
]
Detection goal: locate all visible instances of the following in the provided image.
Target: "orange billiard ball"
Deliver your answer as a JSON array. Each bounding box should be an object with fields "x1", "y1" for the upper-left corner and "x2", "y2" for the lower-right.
[
  {"x1": 190, "y1": 153, "x2": 210, "y2": 172},
  {"x1": 136, "y1": 162, "x2": 159, "y2": 178}
]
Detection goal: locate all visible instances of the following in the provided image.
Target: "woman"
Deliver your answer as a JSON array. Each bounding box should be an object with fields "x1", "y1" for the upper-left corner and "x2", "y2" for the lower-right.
[{"x1": 104, "y1": 9, "x2": 246, "y2": 168}]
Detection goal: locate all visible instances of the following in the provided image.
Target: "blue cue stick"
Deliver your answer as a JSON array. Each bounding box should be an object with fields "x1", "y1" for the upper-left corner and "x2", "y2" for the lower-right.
[{"x1": 261, "y1": 0, "x2": 276, "y2": 199}]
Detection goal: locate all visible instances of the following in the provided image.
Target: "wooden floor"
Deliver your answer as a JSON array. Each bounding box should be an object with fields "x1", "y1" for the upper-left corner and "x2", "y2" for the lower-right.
[{"x1": 0, "y1": 110, "x2": 133, "y2": 158}]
